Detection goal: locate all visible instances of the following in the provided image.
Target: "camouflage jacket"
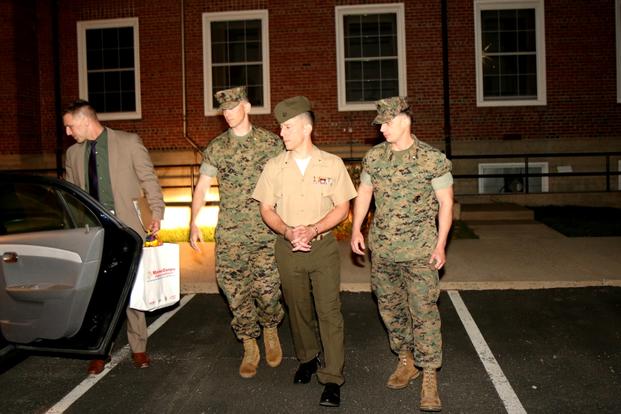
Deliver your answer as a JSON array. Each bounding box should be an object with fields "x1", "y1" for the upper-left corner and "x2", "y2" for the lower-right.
[
  {"x1": 201, "y1": 126, "x2": 284, "y2": 244},
  {"x1": 362, "y1": 136, "x2": 452, "y2": 262}
]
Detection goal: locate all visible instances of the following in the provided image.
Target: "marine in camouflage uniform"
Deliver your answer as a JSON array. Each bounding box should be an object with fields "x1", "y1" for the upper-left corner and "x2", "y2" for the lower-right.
[
  {"x1": 350, "y1": 96, "x2": 453, "y2": 412},
  {"x1": 190, "y1": 86, "x2": 285, "y2": 379}
]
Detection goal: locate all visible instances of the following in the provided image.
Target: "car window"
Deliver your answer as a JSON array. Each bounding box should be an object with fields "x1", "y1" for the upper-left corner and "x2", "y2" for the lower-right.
[
  {"x1": 61, "y1": 190, "x2": 100, "y2": 228},
  {"x1": 0, "y1": 182, "x2": 99, "y2": 235}
]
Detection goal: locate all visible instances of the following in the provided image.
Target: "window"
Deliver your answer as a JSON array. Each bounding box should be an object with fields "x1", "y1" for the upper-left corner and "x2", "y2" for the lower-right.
[
  {"x1": 203, "y1": 10, "x2": 270, "y2": 115},
  {"x1": 0, "y1": 183, "x2": 99, "y2": 235},
  {"x1": 474, "y1": 0, "x2": 546, "y2": 106},
  {"x1": 77, "y1": 18, "x2": 142, "y2": 120},
  {"x1": 478, "y1": 162, "x2": 549, "y2": 193},
  {"x1": 335, "y1": 3, "x2": 407, "y2": 111}
]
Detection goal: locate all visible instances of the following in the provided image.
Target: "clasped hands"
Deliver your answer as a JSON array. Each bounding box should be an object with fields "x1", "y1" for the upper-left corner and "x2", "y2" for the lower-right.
[{"x1": 284, "y1": 225, "x2": 316, "y2": 252}]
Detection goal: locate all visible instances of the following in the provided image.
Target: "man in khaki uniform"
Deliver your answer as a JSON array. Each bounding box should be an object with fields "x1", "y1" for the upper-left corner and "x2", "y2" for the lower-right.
[
  {"x1": 190, "y1": 86, "x2": 285, "y2": 379},
  {"x1": 350, "y1": 97, "x2": 453, "y2": 412},
  {"x1": 253, "y1": 96, "x2": 357, "y2": 408}
]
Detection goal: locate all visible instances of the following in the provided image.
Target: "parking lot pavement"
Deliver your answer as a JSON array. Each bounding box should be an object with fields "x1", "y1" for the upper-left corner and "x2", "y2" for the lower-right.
[{"x1": 1, "y1": 288, "x2": 619, "y2": 413}]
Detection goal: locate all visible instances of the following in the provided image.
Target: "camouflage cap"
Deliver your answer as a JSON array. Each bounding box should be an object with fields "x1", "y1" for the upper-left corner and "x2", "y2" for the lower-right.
[
  {"x1": 372, "y1": 96, "x2": 410, "y2": 125},
  {"x1": 274, "y1": 96, "x2": 312, "y2": 123},
  {"x1": 214, "y1": 86, "x2": 248, "y2": 110}
]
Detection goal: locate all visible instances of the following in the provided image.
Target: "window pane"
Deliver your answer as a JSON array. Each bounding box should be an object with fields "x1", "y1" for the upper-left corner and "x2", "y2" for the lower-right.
[
  {"x1": 517, "y1": 9, "x2": 535, "y2": 30},
  {"x1": 247, "y1": 85, "x2": 263, "y2": 106},
  {"x1": 346, "y1": 61, "x2": 363, "y2": 80},
  {"x1": 102, "y1": 49, "x2": 120, "y2": 69},
  {"x1": 246, "y1": 41, "x2": 261, "y2": 61},
  {"x1": 212, "y1": 43, "x2": 228, "y2": 64},
  {"x1": 211, "y1": 22, "x2": 227, "y2": 43},
  {"x1": 227, "y1": 21, "x2": 246, "y2": 42},
  {"x1": 483, "y1": 56, "x2": 500, "y2": 76},
  {"x1": 105, "y1": 72, "x2": 121, "y2": 92},
  {"x1": 481, "y1": 11, "x2": 498, "y2": 32},
  {"x1": 101, "y1": 28, "x2": 119, "y2": 49},
  {"x1": 229, "y1": 65, "x2": 247, "y2": 84},
  {"x1": 87, "y1": 49, "x2": 103, "y2": 71},
  {"x1": 346, "y1": 80, "x2": 363, "y2": 102},
  {"x1": 498, "y1": 10, "x2": 517, "y2": 31},
  {"x1": 379, "y1": 34, "x2": 397, "y2": 57},
  {"x1": 517, "y1": 31, "x2": 536, "y2": 52},
  {"x1": 118, "y1": 27, "x2": 133, "y2": 48},
  {"x1": 499, "y1": 55, "x2": 518, "y2": 75},
  {"x1": 212, "y1": 66, "x2": 230, "y2": 89},
  {"x1": 360, "y1": 14, "x2": 378, "y2": 36},
  {"x1": 86, "y1": 29, "x2": 102, "y2": 50},
  {"x1": 380, "y1": 59, "x2": 398, "y2": 80},
  {"x1": 345, "y1": 36, "x2": 362, "y2": 58},
  {"x1": 482, "y1": 31, "x2": 498, "y2": 53},
  {"x1": 246, "y1": 65, "x2": 262, "y2": 85},
  {"x1": 119, "y1": 48, "x2": 134, "y2": 68},
  {"x1": 363, "y1": 80, "x2": 382, "y2": 101},
  {"x1": 518, "y1": 55, "x2": 537, "y2": 74},
  {"x1": 120, "y1": 71, "x2": 135, "y2": 91},
  {"x1": 381, "y1": 79, "x2": 399, "y2": 97},
  {"x1": 121, "y1": 91, "x2": 136, "y2": 111},
  {"x1": 245, "y1": 20, "x2": 261, "y2": 41},
  {"x1": 361, "y1": 35, "x2": 380, "y2": 58},
  {"x1": 500, "y1": 75, "x2": 518, "y2": 96},
  {"x1": 88, "y1": 72, "x2": 105, "y2": 93},
  {"x1": 499, "y1": 31, "x2": 517, "y2": 53},
  {"x1": 483, "y1": 75, "x2": 500, "y2": 97},
  {"x1": 363, "y1": 60, "x2": 381, "y2": 80},
  {"x1": 519, "y1": 74, "x2": 537, "y2": 96},
  {"x1": 229, "y1": 42, "x2": 246, "y2": 62}
]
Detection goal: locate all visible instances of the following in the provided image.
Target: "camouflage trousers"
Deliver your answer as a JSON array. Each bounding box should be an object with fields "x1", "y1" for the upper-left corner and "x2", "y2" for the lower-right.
[
  {"x1": 371, "y1": 256, "x2": 442, "y2": 368},
  {"x1": 216, "y1": 240, "x2": 284, "y2": 341}
]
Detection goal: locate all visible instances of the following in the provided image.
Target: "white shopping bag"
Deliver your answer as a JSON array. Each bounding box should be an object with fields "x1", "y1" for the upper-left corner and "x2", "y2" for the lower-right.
[{"x1": 130, "y1": 243, "x2": 180, "y2": 311}]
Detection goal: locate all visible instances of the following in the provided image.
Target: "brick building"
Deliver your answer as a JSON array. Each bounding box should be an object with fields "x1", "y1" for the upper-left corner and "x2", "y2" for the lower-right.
[{"x1": 1, "y1": 0, "x2": 620, "y2": 204}]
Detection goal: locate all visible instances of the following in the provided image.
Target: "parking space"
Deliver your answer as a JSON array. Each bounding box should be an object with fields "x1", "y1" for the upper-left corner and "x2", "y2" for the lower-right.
[{"x1": 1, "y1": 288, "x2": 619, "y2": 413}]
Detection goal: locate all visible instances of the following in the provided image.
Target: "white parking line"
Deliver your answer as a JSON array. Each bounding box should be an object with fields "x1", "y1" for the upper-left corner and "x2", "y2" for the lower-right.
[
  {"x1": 45, "y1": 294, "x2": 195, "y2": 414},
  {"x1": 448, "y1": 290, "x2": 527, "y2": 414}
]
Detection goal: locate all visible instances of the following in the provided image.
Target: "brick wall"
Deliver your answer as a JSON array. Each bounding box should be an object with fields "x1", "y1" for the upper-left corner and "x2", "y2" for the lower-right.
[{"x1": 1, "y1": 0, "x2": 619, "y2": 157}]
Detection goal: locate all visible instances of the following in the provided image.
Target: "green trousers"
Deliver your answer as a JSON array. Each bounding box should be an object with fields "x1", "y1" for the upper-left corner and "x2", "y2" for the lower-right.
[{"x1": 275, "y1": 234, "x2": 345, "y2": 385}]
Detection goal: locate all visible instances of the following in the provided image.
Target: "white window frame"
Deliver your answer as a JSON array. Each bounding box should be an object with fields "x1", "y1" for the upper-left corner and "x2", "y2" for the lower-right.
[
  {"x1": 335, "y1": 3, "x2": 407, "y2": 112},
  {"x1": 77, "y1": 18, "x2": 142, "y2": 121},
  {"x1": 474, "y1": 0, "x2": 547, "y2": 107},
  {"x1": 615, "y1": 0, "x2": 621, "y2": 102},
  {"x1": 478, "y1": 161, "x2": 549, "y2": 193},
  {"x1": 203, "y1": 10, "x2": 271, "y2": 116}
]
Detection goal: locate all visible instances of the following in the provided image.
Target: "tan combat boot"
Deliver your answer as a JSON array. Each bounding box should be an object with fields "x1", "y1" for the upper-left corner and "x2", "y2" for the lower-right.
[
  {"x1": 420, "y1": 368, "x2": 442, "y2": 412},
  {"x1": 263, "y1": 326, "x2": 283, "y2": 368},
  {"x1": 386, "y1": 350, "x2": 420, "y2": 389},
  {"x1": 239, "y1": 339, "x2": 260, "y2": 378}
]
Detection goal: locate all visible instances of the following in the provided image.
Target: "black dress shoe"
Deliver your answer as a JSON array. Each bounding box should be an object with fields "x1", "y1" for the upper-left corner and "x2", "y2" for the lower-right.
[
  {"x1": 319, "y1": 383, "x2": 340, "y2": 407},
  {"x1": 293, "y1": 357, "x2": 319, "y2": 384}
]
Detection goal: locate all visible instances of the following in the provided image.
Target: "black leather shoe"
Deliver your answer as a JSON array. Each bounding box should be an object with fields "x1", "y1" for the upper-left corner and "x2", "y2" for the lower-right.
[
  {"x1": 319, "y1": 383, "x2": 340, "y2": 407},
  {"x1": 293, "y1": 357, "x2": 319, "y2": 384}
]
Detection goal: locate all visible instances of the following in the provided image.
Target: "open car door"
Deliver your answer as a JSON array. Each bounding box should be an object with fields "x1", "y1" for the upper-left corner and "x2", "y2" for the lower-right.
[{"x1": 0, "y1": 174, "x2": 142, "y2": 358}]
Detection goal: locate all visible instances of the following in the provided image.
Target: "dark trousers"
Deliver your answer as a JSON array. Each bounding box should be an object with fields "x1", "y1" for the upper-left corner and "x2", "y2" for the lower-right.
[{"x1": 275, "y1": 234, "x2": 345, "y2": 385}]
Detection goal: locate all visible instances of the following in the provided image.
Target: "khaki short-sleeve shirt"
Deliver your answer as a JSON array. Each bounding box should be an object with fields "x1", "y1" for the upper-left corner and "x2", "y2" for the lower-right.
[{"x1": 253, "y1": 146, "x2": 357, "y2": 226}]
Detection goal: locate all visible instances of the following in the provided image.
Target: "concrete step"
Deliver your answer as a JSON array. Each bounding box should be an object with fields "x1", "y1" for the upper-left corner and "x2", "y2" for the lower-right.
[{"x1": 459, "y1": 203, "x2": 534, "y2": 221}]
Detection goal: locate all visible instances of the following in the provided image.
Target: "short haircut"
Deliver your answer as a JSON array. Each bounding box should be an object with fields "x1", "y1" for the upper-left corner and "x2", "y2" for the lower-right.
[
  {"x1": 63, "y1": 99, "x2": 97, "y2": 119},
  {"x1": 300, "y1": 111, "x2": 315, "y2": 126}
]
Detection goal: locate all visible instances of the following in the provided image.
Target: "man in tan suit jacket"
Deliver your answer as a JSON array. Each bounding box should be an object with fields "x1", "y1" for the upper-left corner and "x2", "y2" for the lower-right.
[{"x1": 63, "y1": 99, "x2": 165, "y2": 375}]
